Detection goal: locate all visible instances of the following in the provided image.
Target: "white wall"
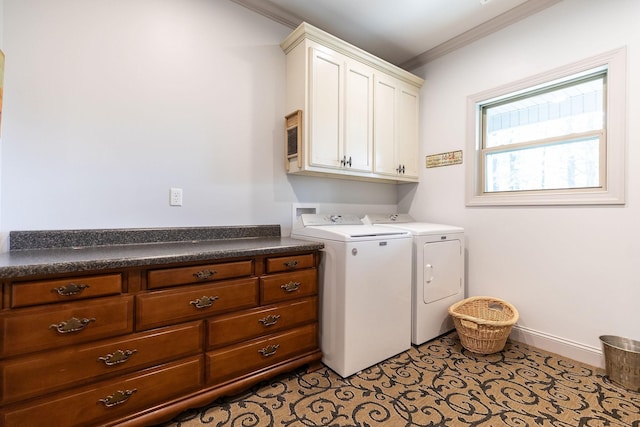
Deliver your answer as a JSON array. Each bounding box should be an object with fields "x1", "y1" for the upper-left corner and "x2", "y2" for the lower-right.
[
  {"x1": 0, "y1": 0, "x2": 397, "y2": 246},
  {"x1": 408, "y1": 0, "x2": 640, "y2": 365}
]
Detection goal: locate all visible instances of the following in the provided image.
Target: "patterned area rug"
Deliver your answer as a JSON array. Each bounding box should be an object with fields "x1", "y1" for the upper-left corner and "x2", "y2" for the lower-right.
[{"x1": 162, "y1": 332, "x2": 640, "y2": 426}]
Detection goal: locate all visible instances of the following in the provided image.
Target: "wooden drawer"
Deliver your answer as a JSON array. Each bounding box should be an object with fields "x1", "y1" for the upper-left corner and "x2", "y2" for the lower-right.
[
  {"x1": 136, "y1": 278, "x2": 259, "y2": 330},
  {"x1": 0, "y1": 355, "x2": 204, "y2": 427},
  {"x1": 0, "y1": 321, "x2": 203, "y2": 405},
  {"x1": 265, "y1": 253, "x2": 315, "y2": 273},
  {"x1": 11, "y1": 273, "x2": 122, "y2": 308},
  {"x1": 207, "y1": 296, "x2": 318, "y2": 349},
  {"x1": 206, "y1": 323, "x2": 318, "y2": 385},
  {"x1": 147, "y1": 260, "x2": 253, "y2": 289},
  {"x1": 0, "y1": 295, "x2": 134, "y2": 358},
  {"x1": 260, "y1": 269, "x2": 317, "y2": 304}
]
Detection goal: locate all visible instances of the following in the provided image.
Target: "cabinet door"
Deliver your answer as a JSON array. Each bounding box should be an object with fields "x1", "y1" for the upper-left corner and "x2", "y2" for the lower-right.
[
  {"x1": 397, "y1": 84, "x2": 420, "y2": 179},
  {"x1": 344, "y1": 61, "x2": 373, "y2": 172},
  {"x1": 374, "y1": 75, "x2": 420, "y2": 181},
  {"x1": 309, "y1": 48, "x2": 343, "y2": 169},
  {"x1": 373, "y1": 74, "x2": 399, "y2": 176}
]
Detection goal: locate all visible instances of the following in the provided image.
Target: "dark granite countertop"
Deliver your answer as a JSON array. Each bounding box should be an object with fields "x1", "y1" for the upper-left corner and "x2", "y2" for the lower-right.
[{"x1": 0, "y1": 226, "x2": 323, "y2": 279}]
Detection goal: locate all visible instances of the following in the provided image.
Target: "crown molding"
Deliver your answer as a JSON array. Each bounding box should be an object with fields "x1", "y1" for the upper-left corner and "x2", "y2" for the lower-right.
[
  {"x1": 400, "y1": 0, "x2": 563, "y2": 70},
  {"x1": 229, "y1": 0, "x2": 301, "y2": 28},
  {"x1": 281, "y1": 22, "x2": 425, "y2": 88},
  {"x1": 231, "y1": 0, "x2": 563, "y2": 71}
]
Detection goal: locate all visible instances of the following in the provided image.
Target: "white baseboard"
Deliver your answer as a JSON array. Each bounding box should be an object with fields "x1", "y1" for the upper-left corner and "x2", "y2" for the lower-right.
[{"x1": 509, "y1": 325, "x2": 604, "y2": 369}]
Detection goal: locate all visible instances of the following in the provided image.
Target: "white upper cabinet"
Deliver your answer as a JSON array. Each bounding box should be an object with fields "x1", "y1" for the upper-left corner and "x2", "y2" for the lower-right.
[
  {"x1": 344, "y1": 60, "x2": 374, "y2": 173},
  {"x1": 397, "y1": 84, "x2": 421, "y2": 179},
  {"x1": 307, "y1": 47, "x2": 373, "y2": 173},
  {"x1": 281, "y1": 22, "x2": 424, "y2": 183},
  {"x1": 374, "y1": 74, "x2": 420, "y2": 181},
  {"x1": 308, "y1": 48, "x2": 344, "y2": 170}
]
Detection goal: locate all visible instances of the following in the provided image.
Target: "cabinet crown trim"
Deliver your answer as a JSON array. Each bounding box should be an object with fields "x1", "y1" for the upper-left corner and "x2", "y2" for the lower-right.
[{"x1": 281, "y1": 22, "x2": 424, "y2": 89}]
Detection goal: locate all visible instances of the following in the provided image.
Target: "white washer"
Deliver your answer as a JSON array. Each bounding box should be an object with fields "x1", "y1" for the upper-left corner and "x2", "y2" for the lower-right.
[
  {"x1": 363, "y1": 214, "x2": 465, "y2": 345},
  {"x1": 291, "y1": 214, "x2": 412, "y2": 377}
]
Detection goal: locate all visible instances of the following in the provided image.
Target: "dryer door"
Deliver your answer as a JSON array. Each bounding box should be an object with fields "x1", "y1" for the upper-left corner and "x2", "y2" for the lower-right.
[{"x1": 423, "y1": 239, "x2": 462, "y2": 303}]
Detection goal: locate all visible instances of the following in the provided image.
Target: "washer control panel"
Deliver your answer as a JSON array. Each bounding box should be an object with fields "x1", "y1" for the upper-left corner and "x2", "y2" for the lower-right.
[
  {"x1": 300, "y1": 214, "x2": 363, "y2": 226},
  {"x1": 362, "y1": 213, "x2": 414, "y2": 224}
]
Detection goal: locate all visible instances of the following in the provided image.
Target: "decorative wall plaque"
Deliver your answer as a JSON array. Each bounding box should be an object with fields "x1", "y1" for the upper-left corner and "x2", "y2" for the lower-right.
[{"x1": 426, "y1": 150, "x2": 463, "y2": 168}]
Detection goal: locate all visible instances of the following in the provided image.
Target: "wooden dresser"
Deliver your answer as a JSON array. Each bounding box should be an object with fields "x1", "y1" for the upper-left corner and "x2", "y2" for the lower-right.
[{"x1": 0, "y1": 228, "x2": 322, "y2": 427}]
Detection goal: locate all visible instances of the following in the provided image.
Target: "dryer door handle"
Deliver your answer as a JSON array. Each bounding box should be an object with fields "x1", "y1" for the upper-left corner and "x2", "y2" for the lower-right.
[{"x1": 425, "y1": 264, "x2": 434, "y2": 283}]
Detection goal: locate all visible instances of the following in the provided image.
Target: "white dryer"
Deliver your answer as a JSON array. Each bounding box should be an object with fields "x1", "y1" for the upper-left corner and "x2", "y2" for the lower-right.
[
  {"x1": 363, "y1": 214, "x2": 465, "y2": 345},
  {"x1": 291, "y1": 214, "x2": 412, "y2": 377}
]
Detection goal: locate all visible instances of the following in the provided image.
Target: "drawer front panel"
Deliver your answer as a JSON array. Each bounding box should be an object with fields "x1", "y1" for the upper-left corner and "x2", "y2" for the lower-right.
[
  {"x1": 136, "y1": 278, "x2": 259, "y2": 330},
  {"x1": 11, "y1": 274, "x2": 122, "y2": 308},
  {"x1": 0, "y1": 321, "x2": 203, "y2": 405},
  {"x1": 0, "y1": 355, "x2": 204, "y2": 427},
  {"x1": 0, "y1": 296, "x2": 134, "y2": 358},
  {"x1": 147, "y1": 260, "x2": 253, "y2": 289},
  {"x1": 265, "y1": 254, "x2": 315, "y2": 273},
  {"x1": 260, "y1": 269, "x2": 317, "y2": 304},
  {"x1": 206, "y1": 323, "x2": 318, "y2": 385},
  {"x1": 207, "y1": 296, "x2": 318, "y2": 349}
]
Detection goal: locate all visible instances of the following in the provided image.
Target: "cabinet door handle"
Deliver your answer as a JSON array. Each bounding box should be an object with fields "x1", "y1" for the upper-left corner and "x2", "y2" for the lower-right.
[
  {"x1": 258, "y1": 344, "x2": 280, "y2": 357},
  {"x1": 280, "y1": 281, "x2": 300, "y2": 292},
  {"x1": 49, "y1": 317, "x2": 96, "y2": 334},
  {"x1": 52, "y1": 283, "x2": 90, "y2": 296},
  {"x1": 98, "y1": 389, "x2": 137, "y2": 407},
  {"x1": 189, "y1": 295, "x2": 219, "y2": 309},
  {"x1": 340, "y1": 156, "x2": 353, "y2": 167},
  {"x1": 193, "y1": 269, "x2": 217, "y2": 280},
  {"x1": 98, "y1": 349, "x2": 138, "y2": 366},
  {"x1": 283, "y1": 260, "x2": 299, "y2": 269},
  {"x1": 258, "y1": 314, "x2": 281, "y2": 327}
]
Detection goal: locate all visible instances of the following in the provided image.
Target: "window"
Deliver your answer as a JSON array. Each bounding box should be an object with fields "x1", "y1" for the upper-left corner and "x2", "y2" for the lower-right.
[{"x1": 466, "y1": 48, "x2": 626, "y2": 206}]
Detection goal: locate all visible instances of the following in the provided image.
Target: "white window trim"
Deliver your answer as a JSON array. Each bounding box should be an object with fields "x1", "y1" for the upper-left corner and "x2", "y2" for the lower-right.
[{"x1": 466, "y1": 47, "x2": 627, "y2": 206}]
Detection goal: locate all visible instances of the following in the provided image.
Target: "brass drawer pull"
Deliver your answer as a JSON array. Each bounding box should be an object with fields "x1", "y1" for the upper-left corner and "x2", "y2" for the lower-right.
[
  {"x1": 98, "y1": 349, "x2": 138, "y2": 366},
  {"x1": 98, "y1": 389, "x2": 137, "y2": 407},
  {"x1": 52, "y1": 283, "x2": 90, "y2": 296},
  {"x1": 193, "y1": 269, "x2": 217, "y2": 280},
  {"x1": 258, "y1": 344, "x2": 280, "y2": 357},
  {"x1": 283, "y1": 260, "x2": 299, "y2": 269},
  {"x1": 280, "y1": 281, "x2": 300, "y2": 292},
  {"x1": 49, "y1": 317, "x2": 96, "y2": 334},
  {"x1": 258, "y1": 314, "x2": 281, "y2": 327},
  {"x1": 189, "y1": 295, "x2": 219, "y2": 309}
]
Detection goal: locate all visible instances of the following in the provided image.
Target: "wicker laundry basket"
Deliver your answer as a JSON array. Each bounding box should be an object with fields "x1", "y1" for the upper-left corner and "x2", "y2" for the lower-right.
[{"x1": 448, "y1": 296, "x2": 519, "y2": 354}]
